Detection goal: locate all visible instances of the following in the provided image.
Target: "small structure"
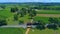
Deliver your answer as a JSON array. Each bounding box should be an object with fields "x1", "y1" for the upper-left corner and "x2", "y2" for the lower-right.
[{"x1": 27, "y1": 22, "x2": 32, "y2": 28}]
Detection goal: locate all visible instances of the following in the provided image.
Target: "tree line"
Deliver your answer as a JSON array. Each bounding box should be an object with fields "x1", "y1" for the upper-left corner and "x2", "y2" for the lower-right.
[
  {"x1": 31, "y1": 5, "x2": 60, "y2": 10},
  {"x1": 32, "y1": 17, "x2": 60, "y2": 30}
]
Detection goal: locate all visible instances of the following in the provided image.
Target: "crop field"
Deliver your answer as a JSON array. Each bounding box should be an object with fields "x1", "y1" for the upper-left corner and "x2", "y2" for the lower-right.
[
  {"x1": 37, "y1": 10, "x2": 60, "y2": 14},
  {"x1": 37, "y1": 14, "x2": 60, "y2": 17}
]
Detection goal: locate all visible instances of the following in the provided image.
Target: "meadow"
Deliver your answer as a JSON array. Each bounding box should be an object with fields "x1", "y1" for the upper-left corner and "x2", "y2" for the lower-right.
[
  {"x1": 29, "y1": 28, "x2": 60, "y2": 34},
  {"x1": 0, "y1": 28, "x2": 26, "y2": 34}
]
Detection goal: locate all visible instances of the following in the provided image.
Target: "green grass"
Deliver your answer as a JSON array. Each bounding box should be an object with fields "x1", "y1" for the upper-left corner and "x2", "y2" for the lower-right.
[
  {"x1": 33, "y1": 16, "x2": 50, "y2": 24},
  {"x1": 33, "y1": 16, "x2": 60, "y2": 24},
  {"x1": 19, "y1": 14, "x2": 31, "y2": 23},
  {"x1": 29, "y1": 28, "x2": 60, "y2": 34},
  {"x1": 37, "y1": 10, "x2": 60, "y2": 14},
  {"x1": 0, "y1": 28, "x2": 26, "y2": 34},
  {"x1": 1, "y1": 5, "x2": 60, "y2": 25},
  {"x1": 0, "y1": 10, "x2": 13, "y2": 18}
]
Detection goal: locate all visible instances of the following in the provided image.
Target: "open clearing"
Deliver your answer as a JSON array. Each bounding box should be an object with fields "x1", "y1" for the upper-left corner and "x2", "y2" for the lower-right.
[{"x1": 37, "y1": 14, "x2": 60, "y2": 17}]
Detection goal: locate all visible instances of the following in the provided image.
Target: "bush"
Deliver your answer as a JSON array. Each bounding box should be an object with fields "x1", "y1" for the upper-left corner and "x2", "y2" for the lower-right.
[
  {"x1": 0, "y1": 19, "x2": 7, "y2": 26},
  {"x1": 36, "y1": 25, "x2": 45, "y2": 30},
  {"x1": 19, "y1": 20, "x2": 24, "y2": 25},
  {"x1": 47, "y1": 23, "x2": 57, "y2": 30},
  {"x1": 14, "y1": 14, "x2": 18, "y2": 21}
]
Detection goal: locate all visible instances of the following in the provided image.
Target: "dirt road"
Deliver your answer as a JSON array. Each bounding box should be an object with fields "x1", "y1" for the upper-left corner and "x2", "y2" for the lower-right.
[
  {"x1": 37, "y1": 14, "x2": 60, "y2": 17},
  {"x1": 25, "y1": 28, "x2": 30, "y2": 34}
]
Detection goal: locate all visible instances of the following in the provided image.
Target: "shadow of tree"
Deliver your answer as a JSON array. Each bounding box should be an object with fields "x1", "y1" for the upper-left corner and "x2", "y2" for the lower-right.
[{"x1": 36, "y1": 25, "x2": 45, "y2": 30}]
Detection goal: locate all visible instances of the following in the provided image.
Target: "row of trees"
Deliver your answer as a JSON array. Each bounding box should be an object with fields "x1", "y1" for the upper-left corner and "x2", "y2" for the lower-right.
[
  {"x1": 33, "y1": 17, "x2": 60, "y2": 30},
  {"x1": 31, "y1": 6, "x2": 60, "y2": 10}
]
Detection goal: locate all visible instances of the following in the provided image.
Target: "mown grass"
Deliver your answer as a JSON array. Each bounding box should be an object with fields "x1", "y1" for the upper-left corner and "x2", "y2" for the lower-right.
[
  {"x1": 19, "y1": 14, "x2": 31, "y2": 23},
  {"x1": 29, "y1": 28, "x2": 60, "y2": 34},
  {"x1": 33, "y1": 16, "x2": 50, "y2": 24},
  {"x1": 0, "y1": 28, "x2": 26, "y2": 34},
  {"x1": 33, "y1": 16, "x2": 60, "y2": 24}
]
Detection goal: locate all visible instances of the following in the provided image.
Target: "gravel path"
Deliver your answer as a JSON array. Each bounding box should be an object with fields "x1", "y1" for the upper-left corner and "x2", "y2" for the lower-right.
[{"x1": 37, "y1": 14, "x2": 60, "y2": 17}]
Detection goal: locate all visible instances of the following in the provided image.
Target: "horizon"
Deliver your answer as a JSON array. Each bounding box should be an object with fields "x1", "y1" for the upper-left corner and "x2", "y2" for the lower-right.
[{"x1": 0, "y1": 0, "x2": 60, "y2": 3}]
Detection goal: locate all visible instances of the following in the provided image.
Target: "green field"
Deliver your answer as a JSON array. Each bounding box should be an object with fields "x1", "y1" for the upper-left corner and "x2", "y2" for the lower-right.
[
  {"x1": 0, "y1": 28, "x2": 26, "y2": 34},
  {"x1": 29, "y1": 28, "x2": 60, "y2": 34},
  {"x1": 33, "y1": 16, "x2": 49, "y2": 24},
  {"x1": 0, "y1": 4, "x2": 60, "y2": 34},
  {"x1": 0, "y1": 9, "x2": 60, "y2": 25},
  {"x1": 37, "y1": 10, "x2": 60, "y2": 14}
]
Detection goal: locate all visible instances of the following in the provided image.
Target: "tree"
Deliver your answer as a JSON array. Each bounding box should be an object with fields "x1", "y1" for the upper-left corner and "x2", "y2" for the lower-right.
[
  {"x1": 57, "y1": 17, "x2": 60, "y2": 27},
  {"x1": 29, "y1": 9, "x2": 37, "y2": 19},
  {"x1": 27, "y1": 8, "x2": 31, "y2": 13},
  {"x1": 11, "y1": 7, "x2": 18, "y2": 12},
  {"x1": 47, "y1": 23, "x2": 57, "y2": 30},
  {"x1": 11, "y1": 8, "x2": 16, "y2": 12},
  {"x1": 48, "y1": 17, "x2": 59, "y2": 24},
  {"x1": 19, "y1": 20, "x2": 24, "y2": 25},
  {"x1": 18, "y1": 8, "x2": 27, "y2": 17},
  {"x1": 32, "y1": 9, "x2": 36, "y2": 16},
  {"x1": 0, "y1": 19, "x2": 7, "y2": 26},
  {"x1": 36, "y1": 25, "x2": 45, "y2": 30},
  {"x1": 21, "y1": 8, "x2": 27, "y2": 15},
  {"x1": 0, "y1": 5, "x2": 6, "y2": 9},
  {"x1": 29, "y1": 13, "x2": 34, "y2": 19},
  {"x1": 15, "y1": 7, "x2": 19, "y2": 11},
  {"x1": 35, "y1": 20, "x2": 45, "y2": 30},
  {"x1": 14, "y1": 14, "x2": 18, "y2": 21}
]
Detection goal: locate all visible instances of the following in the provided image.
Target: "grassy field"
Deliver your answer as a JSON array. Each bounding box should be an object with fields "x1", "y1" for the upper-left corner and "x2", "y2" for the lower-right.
[
  {"x1": 0, "y1": 5, "x2": 60, "y2": 25},
  {"x1": 18, "y1": 14, "x2": 31, "y2": 23},
  {"x1": 0, "y1": 9, "x2": 60, "y2": 25},
  {"x1": 29, "y1": 28, "x2": 60, "y2": 34},
  {"x1": 0, "y1": 5, "x2": 60, "y2": 34},
  {"x1": 33, "y1": 16, "x2": 50, "y2": 24},
  {"x1": 0, "y1": 28, "x2": 26, "y2": 34},
  {"x1": 37, "y1": 10, "x2": 60, "y2": 14}
]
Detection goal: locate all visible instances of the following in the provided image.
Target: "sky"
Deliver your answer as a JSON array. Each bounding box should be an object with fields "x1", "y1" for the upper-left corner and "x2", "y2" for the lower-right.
[{"x1": 0, "y1": 0, "x2": 60, "y2": 3}]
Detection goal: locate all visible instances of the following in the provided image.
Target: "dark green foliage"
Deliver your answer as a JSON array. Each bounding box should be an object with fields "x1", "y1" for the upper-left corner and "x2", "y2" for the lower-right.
[
  {"x1": 36, "y1": 25, "x2": 45, "y2": 30},
  {"x1": 21, "y1": 8, "x2": 27, "y2": 15},
  {"x1": 37, "y1": 20, "x2": 45, "y2": 25},
  {"x1": 48, "y1": 17, "x2": 59, "y2": 24},
  {"x1": 32, "y1": 5, "x2": 60, "y2": 10},
  {"x1": 32, "y1": 9, "x2": 36, "y2": 16},
  {"x1": 18, "y1": 8, "x2": 27, "y2": 17},
  {"x1": 20, "y1": 12, "x2": 24, "y2": 17},
  {"x1": 34, "y1": 20, "x2": 45, "y2": 30},
  {"x1": 14, "y1": 14, "x2": 18, "y2": 21},
  {"x1": 11, "y1": 7, "x2": 18, "y2": 12},
  {"x1": 0, "y1": 19, "x2": 7, "y2": 26},
  {"x1": 19, "y1": 20, "x2": 24, "y2": 25},
  {"x1": 15, "y1": 7, "x2": 19, "y2": 11},
  {"x1": 0, "y1": 5, "x2": 6, "y2": 9},
  {"x1": 29, "y1": 13, "x2": 34, "y2": 19},
  {"x1": 28, "y1": 9, "x2": 37, "y2": 19},
  {"x1": 11, "y1": 8, "x2": 16, "y2": 12},
  {"x1": 47, "y1": 24, "x2": 58, "y2": 30}
]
